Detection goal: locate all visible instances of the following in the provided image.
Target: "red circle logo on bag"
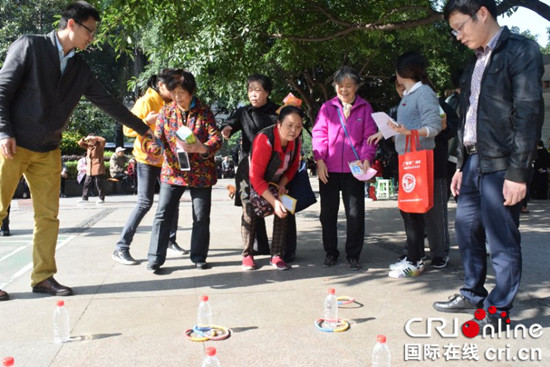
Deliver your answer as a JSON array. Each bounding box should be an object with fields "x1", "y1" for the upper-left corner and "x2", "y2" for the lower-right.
[{"x1": 402, "y1": 173, "x2": 416, "y2": 193}]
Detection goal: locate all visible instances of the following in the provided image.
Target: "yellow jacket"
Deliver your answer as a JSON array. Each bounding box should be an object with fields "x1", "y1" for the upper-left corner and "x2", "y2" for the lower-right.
[{"x1": 124, "y1": 88, "x2": 164, "y2": 166}]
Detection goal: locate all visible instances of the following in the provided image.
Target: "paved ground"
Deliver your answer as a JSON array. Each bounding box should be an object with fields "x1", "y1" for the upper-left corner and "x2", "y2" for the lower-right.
[{"x1": 0, "y1": 178, "x2": 549, "y2": 366}]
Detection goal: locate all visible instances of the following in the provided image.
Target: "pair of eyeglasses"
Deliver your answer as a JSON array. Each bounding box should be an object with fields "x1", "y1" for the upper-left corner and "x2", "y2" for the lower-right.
[
  {"x1": 75, "y1": 21, "x2": 96, "y2": 37},
  {"x1": 451, "y1": 16, "x2": 472, "y2": 37}
]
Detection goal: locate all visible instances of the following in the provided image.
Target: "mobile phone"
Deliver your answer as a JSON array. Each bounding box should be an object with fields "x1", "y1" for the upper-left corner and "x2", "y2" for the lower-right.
[{"x1": 176, "y1": 149, "x2": 191, "y2": 171}]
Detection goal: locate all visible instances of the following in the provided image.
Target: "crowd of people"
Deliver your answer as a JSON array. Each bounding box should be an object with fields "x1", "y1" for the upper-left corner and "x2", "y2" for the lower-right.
[{"x1": 0, "y1": 0, "x2": 546, "y2": 336}]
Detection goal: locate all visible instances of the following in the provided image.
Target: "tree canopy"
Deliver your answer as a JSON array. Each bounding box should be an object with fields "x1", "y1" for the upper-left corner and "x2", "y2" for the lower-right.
[{"x1": 97, "y1": 0, "x2": 549, "y2": 127}]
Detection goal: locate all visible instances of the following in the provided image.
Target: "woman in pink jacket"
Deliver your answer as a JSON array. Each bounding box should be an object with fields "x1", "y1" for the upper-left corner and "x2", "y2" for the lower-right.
[{"x1": 312, "y1": 66, "x2": 377, "y2": 270}]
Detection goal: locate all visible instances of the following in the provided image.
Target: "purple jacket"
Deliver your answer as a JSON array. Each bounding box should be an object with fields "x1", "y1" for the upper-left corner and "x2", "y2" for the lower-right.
[{"x1": 312, "y1": 95, "x2": 377, "y2": 173}]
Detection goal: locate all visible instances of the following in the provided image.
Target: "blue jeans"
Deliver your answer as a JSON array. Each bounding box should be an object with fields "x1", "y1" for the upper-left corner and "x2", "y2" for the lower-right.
[
  {"x1": 148, "y1": 183, "x2": 212, "y2": 266},
  {"x1": 456, "y1": 154, "x2": 522, "y2": 312},
  {"x1": 116, "y1": 163, "x2": 179, "y2": 251}
]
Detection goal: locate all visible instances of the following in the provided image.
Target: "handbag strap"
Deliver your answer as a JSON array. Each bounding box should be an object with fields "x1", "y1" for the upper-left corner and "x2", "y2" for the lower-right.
[
  {"x1": 405, "y1": 129, "x2": 420, "y2": 153},
  {"x1": 337, "y1": 109, "x2": 360, "y2": 161}
]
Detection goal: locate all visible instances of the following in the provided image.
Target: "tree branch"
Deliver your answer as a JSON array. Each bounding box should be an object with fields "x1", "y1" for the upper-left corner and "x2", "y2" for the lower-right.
[
  {"x1": 497, "y1": 0, "x2": 550, "y2": 22},
  {"x1": 271, "y1": 12, "x2": 444, "y2": 42}
]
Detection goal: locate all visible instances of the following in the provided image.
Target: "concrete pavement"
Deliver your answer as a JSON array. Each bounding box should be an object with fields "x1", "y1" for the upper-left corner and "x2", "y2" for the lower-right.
[{"x1": 0, "y1": 178, "x2": 549, "y2": 366}]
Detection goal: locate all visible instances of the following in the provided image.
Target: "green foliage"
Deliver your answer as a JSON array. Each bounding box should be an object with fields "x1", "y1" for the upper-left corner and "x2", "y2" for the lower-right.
[
  {"x1": 60, "y1": 131, "x2": 86, "y2": 156},
  {"x1": 64, "y1": 160, "x2": 78, "y2": 180},
  {"x1": 97, "y1": 0, "x2": 473, "y2": 128}
]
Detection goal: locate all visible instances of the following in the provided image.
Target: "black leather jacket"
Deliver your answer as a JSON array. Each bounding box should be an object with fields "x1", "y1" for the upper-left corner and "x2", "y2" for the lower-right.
[{"x1": 457, "y1": 27, "x2": 544, "y2": 183}]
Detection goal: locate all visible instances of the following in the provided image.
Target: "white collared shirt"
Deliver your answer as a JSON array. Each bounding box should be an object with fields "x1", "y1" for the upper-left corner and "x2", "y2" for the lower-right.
[{"x1": 55, "y1": 33, "x2": 75, "y2": 74}]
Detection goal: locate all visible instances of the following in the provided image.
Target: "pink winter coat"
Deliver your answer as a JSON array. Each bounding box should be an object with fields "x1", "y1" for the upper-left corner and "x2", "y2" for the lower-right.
[{"x1": 312, "y1": 95, "x2": 377, "y2": 173}]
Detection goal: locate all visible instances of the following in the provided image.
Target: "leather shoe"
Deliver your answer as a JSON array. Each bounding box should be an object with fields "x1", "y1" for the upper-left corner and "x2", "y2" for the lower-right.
[
  {"x1": 433, "y1": 294, "x2": 481, "y2": 313},
  {"x1": 168, "y1": 242, "x2": 189, "y2": 255},
  {"x1": 471, "y1": 314, "x2": 507, "y2": 336},
  {"x1": 0, "y1": 289, "x2": 9, "y2": 301},
  {"x1": 32, "y1": 277, "x2": 73, "y2": 296}
]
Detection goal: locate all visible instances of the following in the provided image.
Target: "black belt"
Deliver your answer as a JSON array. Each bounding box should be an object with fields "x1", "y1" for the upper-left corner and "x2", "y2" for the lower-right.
[{"x1": 465, "y1": 145, "x2": 477, "y2": 154}]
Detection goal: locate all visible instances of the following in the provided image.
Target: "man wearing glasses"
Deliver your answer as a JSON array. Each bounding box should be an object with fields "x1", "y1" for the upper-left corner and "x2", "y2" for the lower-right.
[
  {"x1": 433, "y1": 0, "x2": 543, "y2": 333},
  {"x1": 0, "y1": 1, "x2": 151, "y2": 300}
]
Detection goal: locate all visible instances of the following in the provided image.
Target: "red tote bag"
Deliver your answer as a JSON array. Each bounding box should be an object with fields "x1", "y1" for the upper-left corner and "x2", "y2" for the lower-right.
[{"x1": 397, "y1": 130, "x2": 434, "y2": 213}]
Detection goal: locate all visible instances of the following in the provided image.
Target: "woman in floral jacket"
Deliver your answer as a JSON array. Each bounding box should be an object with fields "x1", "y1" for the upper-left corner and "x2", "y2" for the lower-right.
[{"x1": 147, "y1": 70, "x2": 222, "y2": 271}]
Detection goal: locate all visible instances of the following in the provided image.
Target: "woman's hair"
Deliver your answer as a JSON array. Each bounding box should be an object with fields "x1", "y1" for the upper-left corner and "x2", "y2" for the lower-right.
[
  {"x1": 146, "y1": 68, "x2": 178, "y2": 92},
  {"x1": 443, "y1": 0, "x2": 495, "y2": 22},
  {"x1": 333, "y1": 66, "x2": 362, "y2": 86},
  {"x1": 165, "y1": 69, "x2": 197, "y2": 95},
  {"x1": 395, "y1": 51, "x2": 435, "y2": 90},
  {"x1": 247, "y1": 74, "x2": 273, "y2": 94},
  {"x1": 278, "y1": 105, "x2": 304, "y2": 122},
  {"x1": 59, "y1": 1, "x2": 100, "y2": 29}
]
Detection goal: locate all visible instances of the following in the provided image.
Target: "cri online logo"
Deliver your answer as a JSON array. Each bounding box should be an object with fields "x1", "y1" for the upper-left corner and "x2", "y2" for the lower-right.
[{"x1": 462, "y1": 306, "x2": 509, "y2": 338}]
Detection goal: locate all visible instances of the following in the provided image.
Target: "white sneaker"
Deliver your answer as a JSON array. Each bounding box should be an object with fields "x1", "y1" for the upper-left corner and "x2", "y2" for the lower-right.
[
  {"x1": 388, "y1": 260, "x2": 424, "y2": 278},
  {"x1": 389, "y1": 256, "x2": 408, "y2": 270}
]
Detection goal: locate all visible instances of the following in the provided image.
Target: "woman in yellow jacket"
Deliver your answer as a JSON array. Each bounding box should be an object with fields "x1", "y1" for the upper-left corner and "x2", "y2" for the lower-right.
[{"x1": 112, "y1": 69, "x2": 187, "y2": 265}]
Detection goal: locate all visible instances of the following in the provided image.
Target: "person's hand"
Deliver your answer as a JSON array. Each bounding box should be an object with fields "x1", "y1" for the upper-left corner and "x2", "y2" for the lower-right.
[
  {"x1": 503, "y1": 179, "x2": 526, "y2": 206},
  {"x1": 221, "y1": 126, "x2": 232, "y2": 140},
  {"x1": 316, "y1": 159, "x2": 329, "y2": 184},
  {"x1": 181, "y1": 140, "x2": 207, "y2": 154},
  {"x1": 277, "y1": 183, "x2": 288, "y2": 197},
  {"x1": 273, "y1": 199, "x2": 288, "y2": 219},
  {"x1": 144, "y1": 111, "x2": 158, "y2": 125},
  {"x1": 0, "y1": 138, "x2": 16, "y2": 159},
  {"x1": 387, "y1": 120, "x2": 409, "y2": 136},
  {"x1": 362, "y1": 159, "x2": 371, "y2": 172},
  {"x1": 61, "y1": 171, "x2": 68, "y2": 179},
  {"x1": 450, "y1": 170, "x2": 462, "y2": 197},
  {"x1": 367, "y1": 132, "x2": 383, "y2": 145}
]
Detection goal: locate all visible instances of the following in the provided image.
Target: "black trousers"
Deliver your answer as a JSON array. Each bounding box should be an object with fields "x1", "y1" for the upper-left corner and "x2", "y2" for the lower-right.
[{"x1": 319, "y1": 172, "x2": 365, "y2": 260}]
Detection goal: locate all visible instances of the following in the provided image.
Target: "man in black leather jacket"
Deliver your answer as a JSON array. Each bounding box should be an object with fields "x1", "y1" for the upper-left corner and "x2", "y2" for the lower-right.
[
  {"x1": 0, "y1": 1, "x2": 150, "y2": 300},
  {"x1": 433, "y1": 0, "x2": 544, "y2": 332}
]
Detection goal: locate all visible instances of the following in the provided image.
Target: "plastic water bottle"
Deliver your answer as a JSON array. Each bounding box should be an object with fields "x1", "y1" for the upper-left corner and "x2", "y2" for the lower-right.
[
  {"x1": 197, "y1": 295, "x2": 212, "y2": 333},
  {"x1": 323, "y1": 288, "x2": 338, "y2": 330},
  {"x1": 2, "y1": 357, "x2": 14, "y2": 367},
  {"x1": 53, "y1": 300, "x2": 70, "y2": 343},
  {"x1": 201, "y1": 347, "x2": 220, "y2": 367},
  {"x1": 372, "y1": 334, "x2": 391, "y2": 367}
]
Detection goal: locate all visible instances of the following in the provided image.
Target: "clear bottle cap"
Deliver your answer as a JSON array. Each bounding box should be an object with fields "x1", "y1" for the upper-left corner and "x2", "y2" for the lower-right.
[
  {"x1": 201, "y1": 295, "x2": 209, "y2": 302},
  {"x1": 328, "y1": 288, "x2": 335, "y2": 295},
  {"x1": 2, "y1": 356, "x2": 15, "y2": 367},
  {"x1": 377, "y1": 334, "x2": 387, "y2": 343},
  {"x1": 205, "y1": 347, "x2": 216, "y2": 357},
  {"x1": 56, "y1": 300, "x2": 64, "y2": 307}
]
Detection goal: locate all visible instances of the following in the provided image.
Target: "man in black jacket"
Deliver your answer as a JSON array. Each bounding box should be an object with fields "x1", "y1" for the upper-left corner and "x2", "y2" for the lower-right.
[
  {"x1": 433, "y1": 0, "x2": 544, "y2": 332},
  {"x1": 0, "y1": 1, "x2": 150, "y2": 300}
]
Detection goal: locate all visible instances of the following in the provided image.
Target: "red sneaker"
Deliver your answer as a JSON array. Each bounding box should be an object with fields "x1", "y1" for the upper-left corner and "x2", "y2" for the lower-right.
[
  {"x1": 242, "y1": 255, "x2": 257, "y2": 270},
  {"x1": 270, "y1": 256, "x2": 290, "y2": 270}
]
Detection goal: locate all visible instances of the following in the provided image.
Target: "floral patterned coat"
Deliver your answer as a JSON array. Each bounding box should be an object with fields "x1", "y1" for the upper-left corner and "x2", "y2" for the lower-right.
[{"x1": 155, "y1": 98, "x2": 222, "y2": 187}]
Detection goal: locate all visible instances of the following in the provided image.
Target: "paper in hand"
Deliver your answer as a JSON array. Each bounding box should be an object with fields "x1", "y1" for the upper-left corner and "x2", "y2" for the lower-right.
[{"x1": 371, "y1": 112, "x2": 399, "y2": 139}]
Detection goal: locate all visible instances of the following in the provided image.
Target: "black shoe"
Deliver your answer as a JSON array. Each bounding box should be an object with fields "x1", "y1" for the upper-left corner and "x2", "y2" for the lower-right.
[
  {"x1": 433, "y1": 294, "x2": 481, "y2": 313},
  {"x1": 283, "y1": 252, "x2": 296, "y2": 263},
  {"x1": 1, "y1": 228, "x2": 10, "y2": 236},
  {"x1": 323, "y1": 254, "x2": 338, "y2": 267},
  {"x1": 347, "y1": 258, "x2": 361, "y2": 271},
  {"x1": 147, "y1": 263, "x2": 161, "y2": 272},
  {"x1": 32, "y1": 277, "x2": 73, "y2": 296},
  {"x1": 168, "y1": 242, "x2": 189, "y2": 255},
  {"x1": 0, "y1": 289, "x2": 9, "y2": 301},
  {"x1": 195, "y1": 262, "x2": 209, "y2": 269},
  {"x1": 112, "y1": 249, "x2": 138, "y2": 265},
  {"x1": 470, "y1": 314, "x2": 507, "y2": 336},
  {"x1": 431, "y1": 256, "x2": 449, "y2": 269}
]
